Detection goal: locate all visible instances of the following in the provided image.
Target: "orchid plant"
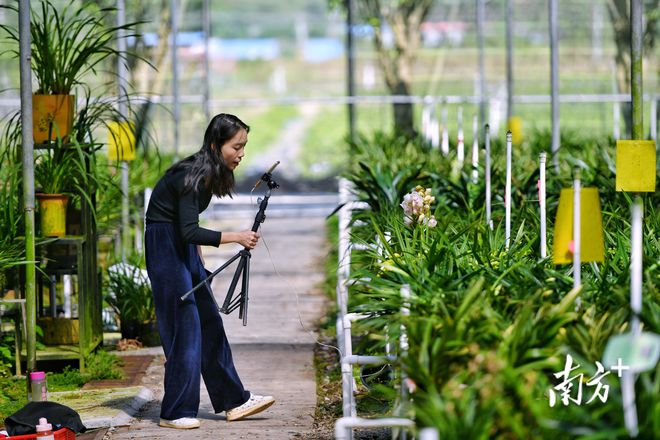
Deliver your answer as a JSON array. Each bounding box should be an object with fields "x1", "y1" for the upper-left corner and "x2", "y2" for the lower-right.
[{"x1": 400, "y1": 185, "x2": 437, "y2": 228}]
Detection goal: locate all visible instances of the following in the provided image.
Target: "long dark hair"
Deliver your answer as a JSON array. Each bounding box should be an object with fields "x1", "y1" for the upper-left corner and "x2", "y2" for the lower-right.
[{"x1": 167, "y1": 113, "x2": 249, "y2": 197}]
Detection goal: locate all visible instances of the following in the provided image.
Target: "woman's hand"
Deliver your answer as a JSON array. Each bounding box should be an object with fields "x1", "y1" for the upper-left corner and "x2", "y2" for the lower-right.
[
  {"x1": 239, "y1": 230, "x2": 260, "y2": 249},
  {"x1": 235, "y1": 230, "x2": 260, "y2": 249},
  {"x1": 220, "y1": 230, "x2": 261, "y2": 249}
]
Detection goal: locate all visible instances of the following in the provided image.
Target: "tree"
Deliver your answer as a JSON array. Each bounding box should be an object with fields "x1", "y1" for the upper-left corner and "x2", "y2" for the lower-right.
[
  {"x1": 606, "y1": 0, "x2": 658, "y2": 137},
  {"x1": 334, "y1": 0, "x2": 434, "y2": 136}
]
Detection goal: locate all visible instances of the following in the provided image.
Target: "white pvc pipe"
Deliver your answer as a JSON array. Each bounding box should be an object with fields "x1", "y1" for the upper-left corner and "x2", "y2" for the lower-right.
[
  {"x1": 485, "y1": 124, "x2": 492, "y2": 229},
  {"x1": 341, "y1": 316, "x2": 356, "y2": 418},
  {"x1": 472, "y1": 115, "x2": 479, "y2": 183},
  {"x1": 422, "y1": 96, "x2": 432, "y2": 142},
  {"x1": 572, "y1": 170, "x2": 581, "y2": 289},
  {"x1": 63, "y1": 275, "x2": 72, "y2": 318},
  {"x1": 539, "y1": 152, "x2": 547, "y2": 258},
  {"x1": 431, "y1": 111, "x2": 440, "y2": 149},
  {"x1": 337, "y1": 179, "x2": 351, "y2": 318},
  {"x1": 505, "y1": 131, "x2": 512, "y2": 249},
  {"x1": 630, "y1": 196, "x2": 643, "y2": 336},
  {"x1": 337, "y1": 179, "x2": 352, "y2": 423},
  {"x1": 622, "y1": 370, "x2": 639, "y2": 438},
  {"x1": 441, "y1": 106, "x2": 449, "y2": 155},
  {"x1": 399, "y1": 284, "x2": 411, "y2": 440},
  {"x1": 457, "y1": 106, "x2": 465, "y2": 164},
  {"x1": 343, "y1": 355, "x2": 393, "y2": 365},
  {"x1": 335, "y1": 417, "x2": 415, "y2": 440},
  {"x1": 419, "y1": 428, "x2": 440, "y2": 440}
]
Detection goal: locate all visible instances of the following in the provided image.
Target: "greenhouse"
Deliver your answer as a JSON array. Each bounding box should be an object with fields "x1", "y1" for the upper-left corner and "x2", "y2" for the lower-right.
[{"x1": 0, "y1": 0, "x2": 658, "y2": 439}]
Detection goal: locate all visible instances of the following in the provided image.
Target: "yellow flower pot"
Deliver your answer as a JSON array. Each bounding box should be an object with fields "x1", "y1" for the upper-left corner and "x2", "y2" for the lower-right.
[
  {"x1": 36, "y1": 193, "x2": 69, "y2": 237},
  {"x1": 38, "y1": 317, "x2": 79, "y2": 345},
  {"x1": 32, "y1": 94, "x2": 75, "y2": 144}
]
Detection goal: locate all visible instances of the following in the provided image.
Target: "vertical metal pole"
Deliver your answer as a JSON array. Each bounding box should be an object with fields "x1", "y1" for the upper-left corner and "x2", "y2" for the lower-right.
[
  {"x1": 539, "y1": 152, "x2": 547, "y2": 258},
  {"x1": 505, "y1": 131, "x2": 512, "y2": 250},
  {"x1": 19, "y1": 0, "x2": 37, "y2": 372},
  {"x1": 171, "y1": 0, "x2": 180, "y2": 158},
  {"x1": 485, "y1": 124, "x2": 492, "y2": 229},
  {"x1": 118, "y1": 0, "x2": 130, "y2": 263},
  {"x1": 613, "y1": 100, "x2": 621, "y2": 140},
  {"x1": 572, "y1": 168, "x2": 581, "y2": 290},
  {"x1": 120, "y1": 165, "x2": 129, "y2": 261},
  {"x1": 346, "y1": 0, "x2": 356, "y2": 143},
  {"x1": 203, "y1": 0, "x2": 211, "y2": 122},
  {"x1": 630, "y1": 0, "x2": 643, "y2": 334},
  {"x1": 476, "y1": 0, "x2": 486, "y2": 135},
  {"x1": 592, "y1": 3, "x2": 604, "y2": 60},
  {"x1": 650, "y1": 98, "x2": 657, "y2": 141},
  {"x1": 631, "y1": 0, "x2": 643, "y2": 140},
  {"x1": 505, "y1": 0, "x2": 513, "y2": 122},
  {"x1": 624, "y1": 4, "x2": 643, "y2": 436},
  {"x1": 549, "y1": 0, "x2": 560, "y2": 172},
  {"x1": 623, "y1": 196, "x2": 642, "y2": 438},
  {"x1": 117, "y1": 1, "x2": 127, "y2": 129}
]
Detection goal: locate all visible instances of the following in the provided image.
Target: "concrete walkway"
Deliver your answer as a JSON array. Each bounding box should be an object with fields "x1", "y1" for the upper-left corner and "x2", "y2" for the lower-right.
[{"x1": 105, "y1": 194, "x2": 335, "y2": 439}]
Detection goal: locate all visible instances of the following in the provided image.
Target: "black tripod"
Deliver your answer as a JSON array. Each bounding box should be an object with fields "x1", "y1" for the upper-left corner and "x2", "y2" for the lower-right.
[{"x1": 180, "y1": 167, "x2": 280, "y2": 326}]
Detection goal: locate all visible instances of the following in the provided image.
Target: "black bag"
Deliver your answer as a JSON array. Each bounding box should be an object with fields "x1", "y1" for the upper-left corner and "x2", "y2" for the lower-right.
[{"x1": 5, "y1": 401, "x2": 86, "y2": 436}]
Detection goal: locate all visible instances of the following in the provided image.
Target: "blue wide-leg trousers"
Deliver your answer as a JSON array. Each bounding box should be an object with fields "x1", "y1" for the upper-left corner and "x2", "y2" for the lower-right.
[{"x1": 145, "y1": 222, "x2": 250, "y2": 420}]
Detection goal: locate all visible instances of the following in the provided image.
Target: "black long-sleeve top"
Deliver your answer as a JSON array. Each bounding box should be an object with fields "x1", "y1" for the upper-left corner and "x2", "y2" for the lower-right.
[{"x1": 145, "y1": 167, "x2": 222, "y2": 246}]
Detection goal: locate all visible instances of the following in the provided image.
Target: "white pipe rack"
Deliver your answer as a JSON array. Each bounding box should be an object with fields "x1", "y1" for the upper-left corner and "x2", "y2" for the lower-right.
[
  {"x1": 336, "y1": 178, "x2": 420, "y2": 440},
  {"x1": 335, "y1": 417, "x2": 415, "y2": 440}
]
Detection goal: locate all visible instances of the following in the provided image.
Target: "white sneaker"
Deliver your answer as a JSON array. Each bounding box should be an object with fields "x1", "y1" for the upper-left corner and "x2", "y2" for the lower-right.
[
  {"x1": 159, "y1": 417, "x2": 201, "y2": 429},
  {"x1": 225, "y1": 393, "x2": 275, "y2": 421}
]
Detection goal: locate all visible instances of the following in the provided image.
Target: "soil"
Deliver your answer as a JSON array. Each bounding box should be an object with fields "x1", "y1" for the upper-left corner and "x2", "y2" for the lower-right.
[{"x1": 295, "y1": 335, "x2": 392, "y2": 440}]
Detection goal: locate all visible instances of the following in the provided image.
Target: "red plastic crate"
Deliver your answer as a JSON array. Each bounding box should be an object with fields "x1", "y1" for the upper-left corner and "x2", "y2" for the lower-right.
[{"x1": 5, "y1": 428, "x2": 75, "y2": 439}]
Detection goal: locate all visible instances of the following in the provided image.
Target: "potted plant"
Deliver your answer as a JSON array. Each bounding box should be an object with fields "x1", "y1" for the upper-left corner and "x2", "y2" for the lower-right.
[
  {"x1": 33, "y1": 139, "x2": 92, "y2": 237},
  {"x1": 106, "y1": 258, "x2": 159, "y2": 347},
  {"x1": 0, "y1": 0, "x2": 138, "y2": 143}
]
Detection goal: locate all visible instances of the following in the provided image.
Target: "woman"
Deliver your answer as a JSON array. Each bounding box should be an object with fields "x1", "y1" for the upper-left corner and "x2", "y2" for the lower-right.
[{"x1": 145, "y1": 113, "x2": 274, "y2": 429}]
